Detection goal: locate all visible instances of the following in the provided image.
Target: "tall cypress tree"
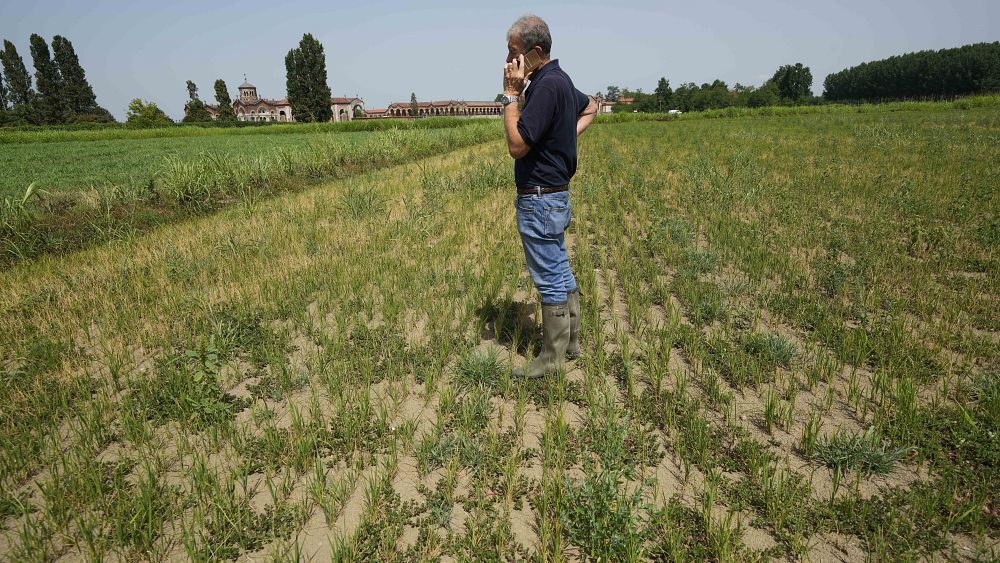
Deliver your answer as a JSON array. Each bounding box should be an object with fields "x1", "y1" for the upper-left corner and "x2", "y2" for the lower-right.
[
  {"x1": 29, "y1": 34, "x2": 67, "y2": 124},
  {"x1": 0, "y1": 67, "x2": 8, "y2": 111},
  {"x1": 285, "y1": 33, "x2": 331, "y2": 122},
  {"x1": 1, "y1": 40, "x2": 36, "y2": 118},
  {"x1": 214, "y1": 79, "x2": 236, "y2": 121},
  {"x1": 285, "y1": 49, "x2": 301, "y2": 119},
  {"x1": 51, "y1": 35, "x2": 102, "y2": 116}
]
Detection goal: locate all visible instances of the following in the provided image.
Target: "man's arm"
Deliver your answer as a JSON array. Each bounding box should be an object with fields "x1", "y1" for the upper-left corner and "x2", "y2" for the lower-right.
[
  {"x1": 577, "y1": 96, "x2": 598, "y2": 136},
  {"x1": 503, "y1": 55, "x2": 531, "y2": 160},
  {"x1": 504, "y1": 103, "x2": 530, "y2": 160}
]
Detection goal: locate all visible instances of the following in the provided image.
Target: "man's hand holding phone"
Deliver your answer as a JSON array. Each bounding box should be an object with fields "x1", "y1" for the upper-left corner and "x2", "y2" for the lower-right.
[
  {"x1": 505, "y1": 48, "x2": 543, "y2": 95},
  {"x1": 504, "y1": 54, "x2": 527, "y2": 96}
]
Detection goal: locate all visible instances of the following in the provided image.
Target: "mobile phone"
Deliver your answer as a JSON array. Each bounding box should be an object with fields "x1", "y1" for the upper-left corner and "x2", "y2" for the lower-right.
[{"x1": 522, "y1": 49, "x2": 542, "y2": 74}]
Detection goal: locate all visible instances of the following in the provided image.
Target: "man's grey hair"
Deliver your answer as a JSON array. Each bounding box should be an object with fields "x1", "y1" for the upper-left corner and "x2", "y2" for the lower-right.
[{"x1": 507, "y1": 14, "x2": 552, "y2": 56}]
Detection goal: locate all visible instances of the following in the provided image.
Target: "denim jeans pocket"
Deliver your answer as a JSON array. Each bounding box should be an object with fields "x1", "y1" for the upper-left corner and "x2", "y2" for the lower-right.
[
  {"x1": 515, "y1": 198, "x2": 537, "y2": 237},
  {"x1": 543, "y1": 203, "x2": 571, "y2": 237}
]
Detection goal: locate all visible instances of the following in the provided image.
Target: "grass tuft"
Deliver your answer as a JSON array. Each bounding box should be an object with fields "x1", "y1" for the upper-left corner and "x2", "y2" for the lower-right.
[
  {"x1": 454, "y1": 347, "x2": 506, "y2": 392},
  {"x1": 813, "y1": 426, "x2": 911, "y2": 476}
]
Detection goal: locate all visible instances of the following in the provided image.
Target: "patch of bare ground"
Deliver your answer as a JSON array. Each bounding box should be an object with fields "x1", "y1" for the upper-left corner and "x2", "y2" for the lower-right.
[
  {"x1": 560, "y1": 401, "x2": 586, "y2": 430},
  {"x1": 0, "y1": 526, "x2": 20, "y2": 560},
  {"x1": 286, "y1": 330, "x2": 322, "y2": 379},
  {"x1": 741, "y1": 520, "x2": 781, "y2": 554},
  {"x1": 265, "y1": 387, "x2": 319, "y2": 431},
  {"x1": 306, "y1": 301, "x2": 348, "y2": 342},
  {"x1": 644, "y1": 302, "x2": 670, "y2": 331},
  {"x1": 489, "y1": 396, "x2": 520, "y2": 434},
  {"x1": 969, "y1": 326, "x2": 1000, "y2": 346},
  {"x1": 941, "y1": 533, "x2": 1000, "y2": 562},
  {"x1": 393, "y1": 455, "x2": 424, "y2": 507},
  {"x1": 805, "y1": 532, "x2": 867, "y2": 562},
  {"x1": 521, "y1": 404, "x2": 545, "y2": 453},
  {"x1": 391, "y1": 456, "x2": 424, "y2": 553},
  {"x1": 401, "y1": 308, "x2": 431, "y2": 349},
  {"x1": 509, "y1": 503, "x2": 539, "y2": 554},
  {"x1": 227, "y1": 373, "x2": 259, "y2": 402},
  {"x1": 642, "y1": 448, "x2": 705, "y2": 507},
  {"x1": 394, "y1": 381, "x2": 430, "y2": 427},
  {"x1": 565, "y1": 363, "x2": 587, "y2": 387}
]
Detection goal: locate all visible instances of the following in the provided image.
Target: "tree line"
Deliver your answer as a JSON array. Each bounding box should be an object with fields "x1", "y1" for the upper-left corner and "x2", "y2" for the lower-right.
[
  {"x1": 606, "y1": 41, "x2": 999, "y2": 113},
  {"x1": 604, "y1": 63, "x2": 814, "y2": 113},
  {"x1": 0, "y1": 34, "x2": 112, "y2": 125},
  {"x1": 823, "y1": 42, "x2": 1000, "y2": 101}
]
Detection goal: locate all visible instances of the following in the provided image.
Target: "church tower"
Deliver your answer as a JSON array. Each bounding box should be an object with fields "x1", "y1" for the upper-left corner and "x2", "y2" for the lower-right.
[{"x1": 239, "y1": 75, "x2": 258, "y2": 103}]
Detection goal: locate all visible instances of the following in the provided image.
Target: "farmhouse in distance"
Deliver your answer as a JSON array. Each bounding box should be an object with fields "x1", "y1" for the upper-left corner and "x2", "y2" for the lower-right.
[
  {"x1": 204, "y1": 79, "x2": 364, "y2": 123},
  {"x1": 203, "y1": 77, "x2": 509, "y2": 122}
]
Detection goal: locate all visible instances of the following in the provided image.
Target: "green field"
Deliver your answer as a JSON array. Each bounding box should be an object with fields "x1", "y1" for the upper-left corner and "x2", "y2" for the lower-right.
[
  {"x1": 0, "y1": 106, "x2": 997, "y2": 561},
  {"x1": 0, "y1": 131, "x2": 371, "y2": 197}
]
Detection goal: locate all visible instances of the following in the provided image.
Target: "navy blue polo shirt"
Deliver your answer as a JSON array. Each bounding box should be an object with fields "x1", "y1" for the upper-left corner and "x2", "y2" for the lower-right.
[{"x1": 515, "y1": 59, "x2": 590, "y2": 189}]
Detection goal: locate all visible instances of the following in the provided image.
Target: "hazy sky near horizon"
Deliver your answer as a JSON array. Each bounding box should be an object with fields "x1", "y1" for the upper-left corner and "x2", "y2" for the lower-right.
[{"x1": 1, "y1": 0, "x2": 996, "y2": 120}]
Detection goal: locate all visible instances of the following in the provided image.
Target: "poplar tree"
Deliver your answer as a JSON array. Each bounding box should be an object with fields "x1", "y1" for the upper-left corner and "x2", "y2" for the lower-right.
[
  {"x1": 214, "y1": 78, "x2": 236, "y2": 121},
  {"x1": 51, "y1": 35, "x2": 101, "y2": 116},
  {"x1": 1, "y1": 40, "x2": 37, "y2": 122},
  {"x1": 410, "y1": 92, "x2": 418, "y2": 117},
  {"x1": 29, "y1": 34, "x2": 67, "y2": 124},
  {"x1": 0, "y1": 68, "x2": 7, "y2": 111},
  {"x1": 285, "y1": 33, "x2": 332, "y2": 122}
]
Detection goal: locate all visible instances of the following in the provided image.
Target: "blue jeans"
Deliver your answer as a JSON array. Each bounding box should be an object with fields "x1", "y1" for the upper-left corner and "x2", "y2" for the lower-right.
[{"x1": 515, "y1": 191, "x2": 577, "y2": 305}]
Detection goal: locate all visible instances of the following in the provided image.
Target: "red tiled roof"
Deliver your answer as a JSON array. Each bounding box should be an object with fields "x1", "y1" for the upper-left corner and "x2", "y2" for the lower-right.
[{"x1": 331, "y1": 97, "x2": 361, "y2": 104}]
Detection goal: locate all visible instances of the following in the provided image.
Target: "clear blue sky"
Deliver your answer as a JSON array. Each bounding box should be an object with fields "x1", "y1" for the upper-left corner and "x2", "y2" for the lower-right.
[{"x1": 1, "y1": 0, "x2": 997, "y2": 120}]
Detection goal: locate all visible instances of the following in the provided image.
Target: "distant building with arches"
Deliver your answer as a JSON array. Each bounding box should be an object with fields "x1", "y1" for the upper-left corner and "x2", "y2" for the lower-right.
[
  {"x1": 205, "y1": 79, "x2": 364, "y2": 123},
  {"x1": 366, "y1": 99, "x2": 502, "y2": 118}
]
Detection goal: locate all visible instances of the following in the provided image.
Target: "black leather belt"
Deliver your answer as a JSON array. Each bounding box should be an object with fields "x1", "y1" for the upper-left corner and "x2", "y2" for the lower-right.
[{"x1": 517, "y1": 185, "x2": 569, "y2": 195}]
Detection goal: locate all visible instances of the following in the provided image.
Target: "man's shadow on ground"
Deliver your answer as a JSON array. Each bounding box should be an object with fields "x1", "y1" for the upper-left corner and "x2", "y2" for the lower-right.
[{"x1": 475, "y1": 296, "x2": 542, "y2": 356}]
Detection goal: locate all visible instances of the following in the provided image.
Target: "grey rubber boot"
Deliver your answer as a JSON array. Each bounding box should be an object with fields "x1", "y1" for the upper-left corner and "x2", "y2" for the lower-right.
[
  {"x1": 513, "y1": 303, "x2": 570, "y2": 379},
  {"x1": 566, "y1": 289, "x2": 581, "y2": 360}
]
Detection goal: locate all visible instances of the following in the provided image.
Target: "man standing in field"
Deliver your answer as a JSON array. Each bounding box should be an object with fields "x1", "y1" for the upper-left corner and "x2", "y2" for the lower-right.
[{"x1": 502, "y1": 14, "x2": 598, "y2": 378}]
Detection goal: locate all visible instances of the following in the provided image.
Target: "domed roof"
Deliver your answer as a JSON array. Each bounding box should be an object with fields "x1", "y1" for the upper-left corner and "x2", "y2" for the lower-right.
[{"x1": 239, "y1": 80, "x2": 256, "y2": 89}]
